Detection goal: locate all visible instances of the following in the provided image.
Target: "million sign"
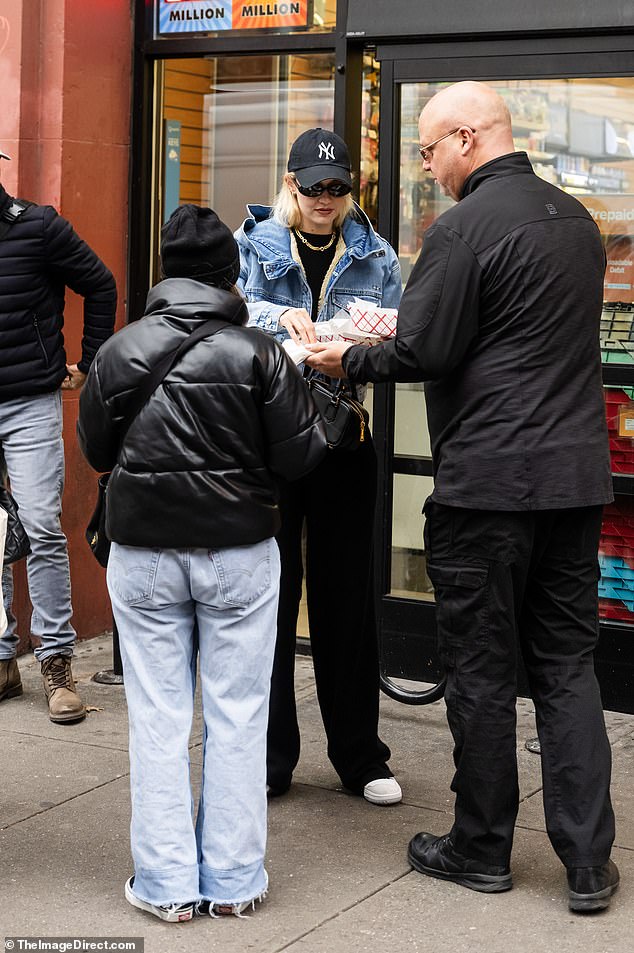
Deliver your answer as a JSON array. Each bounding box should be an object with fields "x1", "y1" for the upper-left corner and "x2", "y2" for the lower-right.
[{"x1": 158, "y1": 0, "x2": 308, "y2": 34}]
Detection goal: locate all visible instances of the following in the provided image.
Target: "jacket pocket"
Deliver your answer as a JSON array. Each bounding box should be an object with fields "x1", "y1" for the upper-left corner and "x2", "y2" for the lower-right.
[
  {"x1": 32, "y1": 313, "x2": 50, "y2": 367},
  {"x1": 245, "y1": 287, "x2": 298, "y2": 308},
  {"x1": 332, "y1": 289, "x2": 382, "y2": 309},
  {"x1": 427, "y1": 561, "x2": 490, "y2": 650}
]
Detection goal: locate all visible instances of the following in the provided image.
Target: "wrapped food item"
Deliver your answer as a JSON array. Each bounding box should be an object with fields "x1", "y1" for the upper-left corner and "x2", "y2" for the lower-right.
[
  {"x1": 347, "y1": 297, "x2": 398, "y2": 337},
  {"x1": 314, "y1": 315, "x2": 379, "y2": 345},
  {"x1": 281, "y1": 300, "x2": 398, "y2": 364}
]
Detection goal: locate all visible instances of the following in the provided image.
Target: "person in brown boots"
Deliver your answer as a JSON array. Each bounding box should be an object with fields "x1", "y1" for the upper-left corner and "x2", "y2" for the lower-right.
[{"x1": 0, "y1": 147, "x2": 116, "y2": 722}]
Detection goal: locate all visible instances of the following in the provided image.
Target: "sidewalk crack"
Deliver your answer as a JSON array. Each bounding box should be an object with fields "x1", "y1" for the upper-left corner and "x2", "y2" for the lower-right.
[{"x1": 270, "y1": 870, "x2": 412, "y2": 952}]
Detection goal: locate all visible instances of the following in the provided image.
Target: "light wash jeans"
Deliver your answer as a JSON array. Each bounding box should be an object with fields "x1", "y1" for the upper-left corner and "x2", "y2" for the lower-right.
[
  {"x1": 107, "y1": 538, "x2": 280, "y2": 907},
  {"x1": 0, "y1": 391, "x2": 76, "y2": 662}
]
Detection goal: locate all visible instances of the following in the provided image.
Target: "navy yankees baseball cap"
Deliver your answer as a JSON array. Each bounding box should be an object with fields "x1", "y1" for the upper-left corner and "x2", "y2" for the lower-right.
[{"x1": 287, "y1": 128, "x2": 352, "y2": 189}]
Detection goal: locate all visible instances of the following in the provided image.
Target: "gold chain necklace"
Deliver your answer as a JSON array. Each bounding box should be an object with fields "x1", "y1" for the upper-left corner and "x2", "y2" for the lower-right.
[{"x1": 293, "y1": 228, "x2": 336, "y2": 252}]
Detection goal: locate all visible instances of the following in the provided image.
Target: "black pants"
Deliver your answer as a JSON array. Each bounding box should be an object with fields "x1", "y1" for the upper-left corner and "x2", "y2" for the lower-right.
[
  {"x1": 267, "y1": 437, "x2": 392, "y2": 793},
  {"x1": 425, "y1": 500, "x2": 615, "y2": 868}
]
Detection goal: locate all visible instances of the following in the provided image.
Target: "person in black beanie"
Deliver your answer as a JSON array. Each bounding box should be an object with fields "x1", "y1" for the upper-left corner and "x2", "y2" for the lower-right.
[
  {"x1": 78, "y1": 204, "x2": 327, "y2": 923},
  {"x1": 160, "y1": 204, "x2": 240, "y2": 288}
]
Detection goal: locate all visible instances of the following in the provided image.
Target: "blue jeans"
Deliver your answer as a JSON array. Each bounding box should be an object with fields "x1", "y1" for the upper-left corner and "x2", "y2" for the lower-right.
[
  {"x1": 0, "y1": 392, "x2": 76, "y2": 662},
  {"x1": 107, "y1": 539, "x2": 280, "y2": 907}
]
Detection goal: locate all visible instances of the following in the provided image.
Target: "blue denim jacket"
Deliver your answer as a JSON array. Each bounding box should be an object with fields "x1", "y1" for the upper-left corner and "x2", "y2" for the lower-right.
[{"x1": 235, "y1": 203, "x2": 402, "y2": 342}]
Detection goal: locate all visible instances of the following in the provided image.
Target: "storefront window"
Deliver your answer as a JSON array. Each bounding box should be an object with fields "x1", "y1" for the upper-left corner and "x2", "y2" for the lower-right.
[
  {"x1": 391, "y1": 473, "x2": 434, "y2": 600},
  {"x1": 391, "y1": 77, "x2": 634, "y2": 617},
  {"x1": 359, "y1": 53, "x2": 380, "y2": 227},
  {"x1": 155, "y1": 53, "x2": 335, "y2": 277}
]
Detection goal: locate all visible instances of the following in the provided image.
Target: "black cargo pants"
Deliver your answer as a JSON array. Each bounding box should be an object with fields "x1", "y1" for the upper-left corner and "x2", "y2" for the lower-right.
[{"x1": 424, "y1": 499, "x2": 615, "y2": 868}]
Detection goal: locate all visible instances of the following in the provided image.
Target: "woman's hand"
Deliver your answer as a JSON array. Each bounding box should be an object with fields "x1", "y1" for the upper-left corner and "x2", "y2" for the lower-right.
[{"x1": 280, "y1": 308, "x2": 317, "y2": 345}]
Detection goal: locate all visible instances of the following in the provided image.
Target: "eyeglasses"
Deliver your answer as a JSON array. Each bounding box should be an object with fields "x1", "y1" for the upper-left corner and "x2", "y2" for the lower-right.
[
  {"x1": 294, "y1": 179, "x2": 352, "y2": 198},
  {"x1": 418, "y1": 126, "x2": 474, "y2": 162}
]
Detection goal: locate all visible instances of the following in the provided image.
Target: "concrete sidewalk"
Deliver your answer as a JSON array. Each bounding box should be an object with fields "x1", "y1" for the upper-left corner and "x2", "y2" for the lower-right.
[{"x1": 1, "y1": 632, "x2": 632, "y2": 953}]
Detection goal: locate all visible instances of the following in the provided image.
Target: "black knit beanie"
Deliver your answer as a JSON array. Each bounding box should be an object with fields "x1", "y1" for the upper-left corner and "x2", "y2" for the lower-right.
[{"x1": 160, "y1": 204, "x2": 240, "y2": 288}]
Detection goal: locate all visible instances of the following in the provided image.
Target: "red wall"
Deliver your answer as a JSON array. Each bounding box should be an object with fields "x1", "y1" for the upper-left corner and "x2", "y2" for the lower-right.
[{"x1": 0, "y1": 0, "x2": 131, "y2": 651}]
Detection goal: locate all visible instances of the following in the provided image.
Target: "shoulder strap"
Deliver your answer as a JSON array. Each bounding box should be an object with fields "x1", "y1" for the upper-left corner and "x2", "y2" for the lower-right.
[
  {"x1": 120, "y1": 311, "x2": 235, "y2": 441},
  {"x1": 0, "y1": 199, "x2": 34, "y2": 241}
]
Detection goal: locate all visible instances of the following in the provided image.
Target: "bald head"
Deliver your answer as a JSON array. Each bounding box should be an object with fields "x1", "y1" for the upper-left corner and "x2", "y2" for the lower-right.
[
  {"x1": 422, "y1": 82, "x2": 514, "y2": 154},
  {"x1": 418, "y1": 82, "x2": 516, "y2": 201}
]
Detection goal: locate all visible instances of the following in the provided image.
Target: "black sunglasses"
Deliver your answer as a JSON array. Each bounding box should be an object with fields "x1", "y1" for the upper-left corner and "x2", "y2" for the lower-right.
[{"x1": 294, "y1": 179, "x2": 352, "y2": 198}]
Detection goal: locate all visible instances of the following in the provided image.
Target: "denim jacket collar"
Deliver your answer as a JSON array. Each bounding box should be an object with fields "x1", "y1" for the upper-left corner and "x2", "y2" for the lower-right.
[{"x1": 240, "y1": 202, "x2": 383, "y2": 280}]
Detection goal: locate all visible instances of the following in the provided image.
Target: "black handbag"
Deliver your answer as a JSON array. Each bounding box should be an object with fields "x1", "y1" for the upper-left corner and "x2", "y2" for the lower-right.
[
  {"x1": 85, "y1": 314, "x2": 230, "y2": 566},
  {"x1": 0, "y1": 485, "x2": 31, "y2": 564},
  {"x1": 306, "y1": 376, "x2": 369, "y2": 451},
  {"x1": 85, "y1": 473, "x2": 110, "y2": 568}
]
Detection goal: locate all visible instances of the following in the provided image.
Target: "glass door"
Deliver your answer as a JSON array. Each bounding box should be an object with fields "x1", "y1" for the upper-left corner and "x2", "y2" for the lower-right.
[
  {"x1": 153, "y1": 53, "x2": 336, "y2": 282},
  {"x1": 375, "y1": 44, "x2": 634, "y2": 710}
]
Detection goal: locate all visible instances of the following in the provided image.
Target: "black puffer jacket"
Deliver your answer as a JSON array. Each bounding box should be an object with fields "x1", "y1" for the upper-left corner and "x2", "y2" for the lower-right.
[
  {"x1": 77, "y1": 278, "x2": 327, "y2": 549},
  {"x1": 0, "y1": 185, "x2": 116, "y2": 400}
]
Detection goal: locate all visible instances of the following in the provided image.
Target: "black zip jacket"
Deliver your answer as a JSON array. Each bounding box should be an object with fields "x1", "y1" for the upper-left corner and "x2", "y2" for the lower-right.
[
  {"x1": 0, "y1": 185, "x2": 117, "y2": 400},
  {"x1": 77, "y1": 278, "x2": 327, "y2": 549},
  {"x1": 344, "y1": 152, "x2": 613, "y2": 511}
]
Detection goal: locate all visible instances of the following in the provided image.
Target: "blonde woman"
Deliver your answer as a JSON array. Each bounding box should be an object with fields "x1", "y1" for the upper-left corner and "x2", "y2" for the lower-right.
[{"x1": 236, "y1": 129, "x2": 403, "y2": 806}]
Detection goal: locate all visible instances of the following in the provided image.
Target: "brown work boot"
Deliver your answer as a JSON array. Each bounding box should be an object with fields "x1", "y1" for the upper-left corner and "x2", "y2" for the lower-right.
[
  {"x1": 41, "y1": 654, "x2": 86, "y2": 723},
  {"x1": 0, "y1": 657, "x2": 23, "y2": 702}
]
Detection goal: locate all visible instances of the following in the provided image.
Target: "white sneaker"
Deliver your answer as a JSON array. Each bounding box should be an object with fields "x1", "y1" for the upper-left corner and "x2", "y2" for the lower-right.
[
  {"x1": 363, "y1": 777, "x2": 403, "y2": 805},
  {"x1": 124, "y1": 876, "x2": 194, "y2": 922}
]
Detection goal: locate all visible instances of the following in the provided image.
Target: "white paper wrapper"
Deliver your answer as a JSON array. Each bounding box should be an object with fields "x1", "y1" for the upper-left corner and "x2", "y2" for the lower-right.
[
  {"x1": 282, "y1": 339, "x2": 312, "y2": 364},
  {"x1": 281, "y1": 300, "x2": 398, "y2": 365}
]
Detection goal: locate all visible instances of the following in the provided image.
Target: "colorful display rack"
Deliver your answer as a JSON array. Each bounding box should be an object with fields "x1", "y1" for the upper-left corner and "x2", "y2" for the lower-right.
[
  {"x1": 598, "y1": 391, "x2": 634, "y2": 622},
  {"x1": 599, "y1": 497, "x2": 634, "y2": 622}
]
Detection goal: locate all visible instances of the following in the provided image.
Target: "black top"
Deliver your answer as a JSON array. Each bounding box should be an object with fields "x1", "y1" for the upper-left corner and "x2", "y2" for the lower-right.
[
  {"x1": 344, "y1": 152, "x2": 613, "y2": 511},
  {"x1": 294, "y1": 229, "x2": 338, "y2": 320}
]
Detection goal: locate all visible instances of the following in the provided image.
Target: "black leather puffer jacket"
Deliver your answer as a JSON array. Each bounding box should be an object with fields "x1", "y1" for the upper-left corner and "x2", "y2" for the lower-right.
[
  {"x1": 77, "y1": 278, "x2": 327, "y2": 549},
  {"x1": 0, "y1": 184, "x2": 116, "y2": 400}
]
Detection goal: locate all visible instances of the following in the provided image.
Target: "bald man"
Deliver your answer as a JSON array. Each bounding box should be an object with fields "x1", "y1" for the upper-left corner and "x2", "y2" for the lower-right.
[{"x1": 307, "y1": 81, "x2": 618, "y2": 913}]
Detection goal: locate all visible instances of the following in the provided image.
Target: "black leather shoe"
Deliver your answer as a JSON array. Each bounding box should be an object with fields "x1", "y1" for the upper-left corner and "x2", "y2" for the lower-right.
[
  {"x1": 407, "y1": 832, "x2": 512, "y2": 893},
  {"x1": 567, "y1": 860, "x2": 619, "y2": 913}
]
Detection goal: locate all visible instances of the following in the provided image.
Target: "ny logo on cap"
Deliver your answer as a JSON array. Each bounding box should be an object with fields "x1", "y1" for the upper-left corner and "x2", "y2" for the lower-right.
[{"x1": 318, "y1": 141, "x2": 335, "y2": 161}]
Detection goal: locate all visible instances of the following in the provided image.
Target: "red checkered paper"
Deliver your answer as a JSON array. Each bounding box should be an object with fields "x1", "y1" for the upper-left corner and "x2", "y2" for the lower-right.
[
  {"x1": 348, "y1": 297, "x2": 398, "y2": 338},
  {"x1": 315, "y1": 317, "x2": 379, "y2": 346}
]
